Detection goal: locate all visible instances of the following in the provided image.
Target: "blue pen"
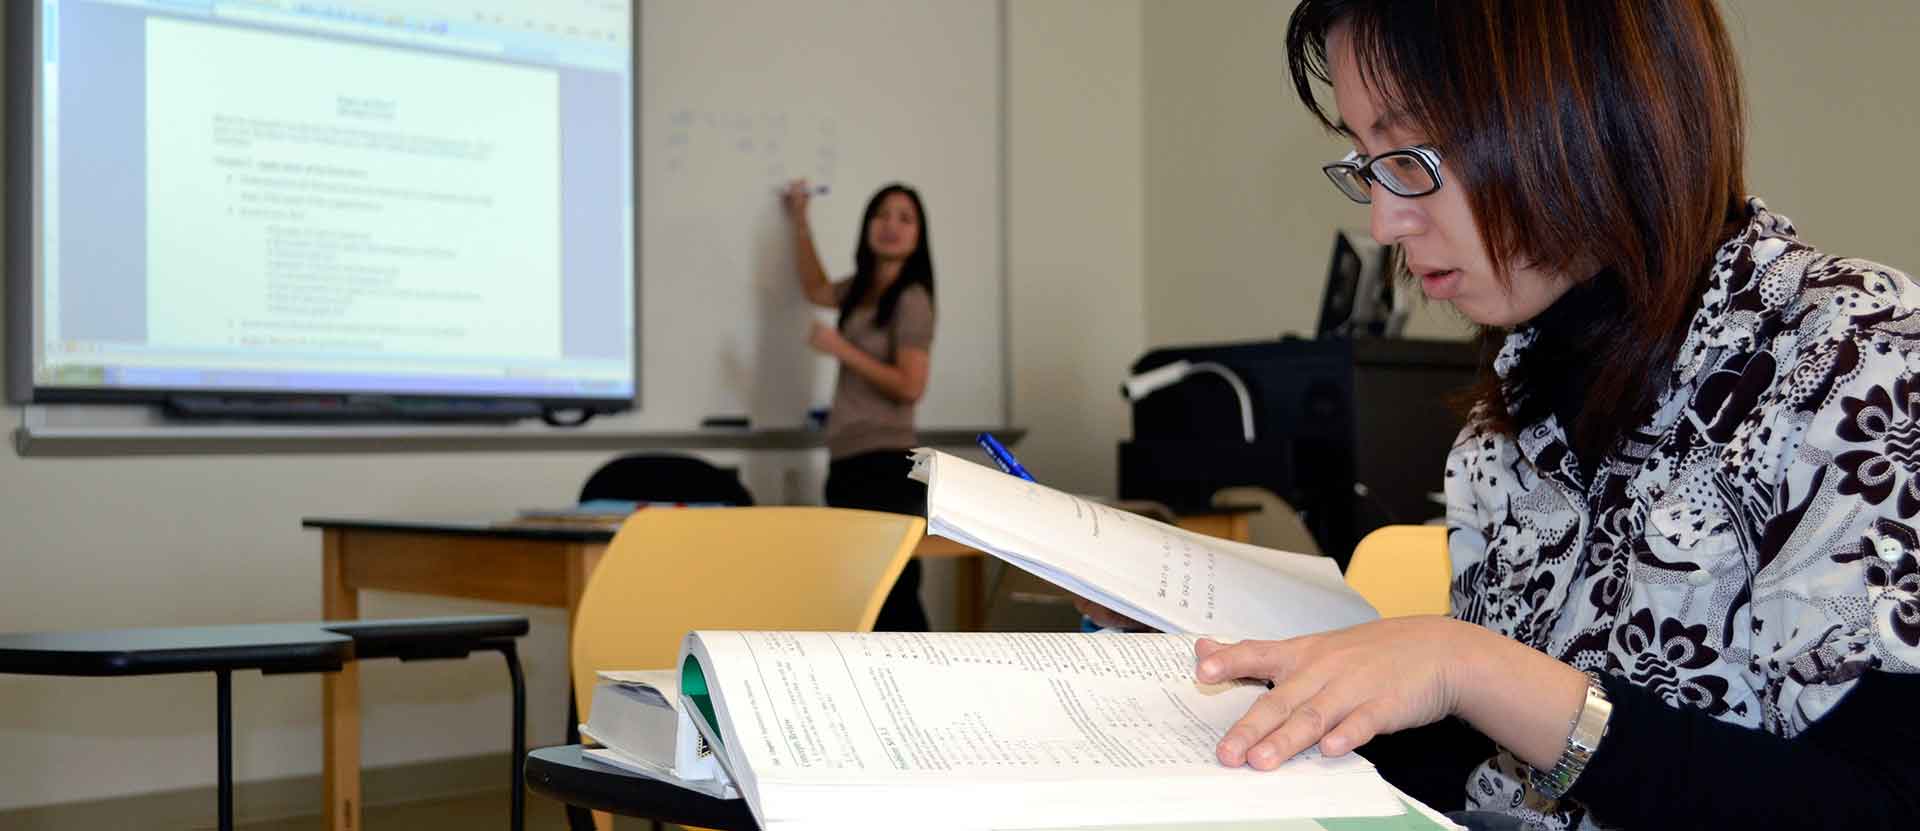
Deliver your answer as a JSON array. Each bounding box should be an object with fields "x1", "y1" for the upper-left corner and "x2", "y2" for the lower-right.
[{"x1": 976, "y1": 432, "x2": 1035, "y2": 482}]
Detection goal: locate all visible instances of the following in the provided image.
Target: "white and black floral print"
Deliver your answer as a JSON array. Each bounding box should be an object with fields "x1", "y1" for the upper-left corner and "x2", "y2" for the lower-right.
[{"x1": 1444, "y1": 198, "x2": 1920, "y2": 829}]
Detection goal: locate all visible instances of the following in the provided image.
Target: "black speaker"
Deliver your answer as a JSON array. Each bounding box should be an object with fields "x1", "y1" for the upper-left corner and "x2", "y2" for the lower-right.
[{"x1": 1120, "y1": 337, "x2": 1477, "y2": 566}]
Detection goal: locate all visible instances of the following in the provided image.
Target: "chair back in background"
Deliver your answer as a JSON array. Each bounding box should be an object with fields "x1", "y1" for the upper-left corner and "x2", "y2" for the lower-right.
[
  {"x1": 1344, "y1": 524, "x2": 1451, "y2": 618},
  {"x1": 569, "y1": 506, "x2": 924, "y2": 719},
  {"x1": 1212, "y1": 486, "x2": 1322, "y2": 557},
  {"x1": 578, "y1": 453, "x2": 755, "y2": 506}
]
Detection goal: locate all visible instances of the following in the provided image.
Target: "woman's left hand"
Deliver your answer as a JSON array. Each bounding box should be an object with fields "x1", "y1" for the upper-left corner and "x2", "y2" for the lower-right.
[
  {"x1": 1070, "y1": 595, "x2": 1156, "y2": 632},
  {"x1": 808, "y1": 320, "x2": 848, "y2": 357},
  {"x1": 1195, "y1": 616, "x2": 1494, "y2": 769}
]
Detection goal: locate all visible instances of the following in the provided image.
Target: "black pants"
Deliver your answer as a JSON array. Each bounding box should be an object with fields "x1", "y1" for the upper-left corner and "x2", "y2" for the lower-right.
[{"x1": 825, "y1": 449, "x2": 930, "y2": 632}]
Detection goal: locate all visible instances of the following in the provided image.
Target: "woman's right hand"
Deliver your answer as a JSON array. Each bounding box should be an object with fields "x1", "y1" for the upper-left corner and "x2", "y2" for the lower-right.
[{"x1": 781, "y1": 179, "x2": 813, "y2": 223}]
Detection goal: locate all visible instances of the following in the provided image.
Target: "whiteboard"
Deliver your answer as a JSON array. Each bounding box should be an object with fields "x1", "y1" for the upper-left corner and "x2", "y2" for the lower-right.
[
  {"x1": 624, "y1": 0, "x2": 1005, "y2": 432},
  {"x1": 13, "y1": 0, "x2": 1007, "y2": 444}
]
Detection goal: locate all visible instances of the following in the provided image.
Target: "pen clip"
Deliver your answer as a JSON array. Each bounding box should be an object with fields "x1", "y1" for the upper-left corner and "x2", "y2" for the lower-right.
[{"x1": 976, "y1": 432, "x2": 1034, "y2": 482}]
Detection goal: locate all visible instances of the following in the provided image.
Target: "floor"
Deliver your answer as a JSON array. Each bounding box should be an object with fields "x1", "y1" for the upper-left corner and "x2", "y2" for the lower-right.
[{"x1": 235, "y1": 789, "x2": 664, "y2": 831}]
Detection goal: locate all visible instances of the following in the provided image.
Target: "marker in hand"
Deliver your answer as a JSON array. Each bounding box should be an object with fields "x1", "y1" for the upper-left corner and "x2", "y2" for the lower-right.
[{"x1": 779, "y1": 183, "x2": 831, "y2": 196}]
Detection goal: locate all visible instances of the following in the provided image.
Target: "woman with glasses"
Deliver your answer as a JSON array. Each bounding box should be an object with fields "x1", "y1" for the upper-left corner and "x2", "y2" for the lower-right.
[{"x1": 1097, "y1": 1, "x2": 1920, "y2": 828}]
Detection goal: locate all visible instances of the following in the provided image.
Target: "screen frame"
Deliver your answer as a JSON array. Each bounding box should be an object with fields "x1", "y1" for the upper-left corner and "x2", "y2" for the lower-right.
[{"x1": 4, "y1": 0, "x2": 638, "y2": 419}]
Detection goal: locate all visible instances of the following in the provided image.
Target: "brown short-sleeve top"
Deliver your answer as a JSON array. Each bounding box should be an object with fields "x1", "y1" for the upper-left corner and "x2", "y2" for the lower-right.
[{"x1": 824, "y1": 281, "x2": 934, "y2": 459}]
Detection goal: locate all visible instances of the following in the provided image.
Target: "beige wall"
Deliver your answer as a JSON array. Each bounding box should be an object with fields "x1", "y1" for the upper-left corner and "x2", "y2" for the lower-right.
[
  {"x1": 1143, "y1": 0, "x2": 1920, "y2": 349},
  {"x1": 1726, "y1": 0, "x2": 1920, "y2": 271},
  {"x1": 1009, "y1": 0, "x2": 1148, "y2": 495},
  {"x1": 1145, "y1": 0, "x2": 1347, "y2": 347},
  {"x1": 0, "y1": 0, "x2": 1149, "y2": 812},
  {"x1": 1143, "y1": 0, "x2": 1468, "y2": 348}
]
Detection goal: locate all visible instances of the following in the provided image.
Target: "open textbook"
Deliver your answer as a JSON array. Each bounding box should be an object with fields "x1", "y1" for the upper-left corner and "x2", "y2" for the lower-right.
[
  {"x1": 909, "y1": 448, "x2": 1381, "y2": 638},
  {"x1": 677, "y1": 630, "x2": 1420, "y2": 830}
]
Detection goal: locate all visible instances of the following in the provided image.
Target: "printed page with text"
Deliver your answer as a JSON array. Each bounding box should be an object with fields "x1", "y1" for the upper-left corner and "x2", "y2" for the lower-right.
[
  {"x1": 680, "y1": 631, "x2": 1406, "y2": 829},
  {"x1": 910, "y1": 449, "x2": 1379, "y2": 638}
]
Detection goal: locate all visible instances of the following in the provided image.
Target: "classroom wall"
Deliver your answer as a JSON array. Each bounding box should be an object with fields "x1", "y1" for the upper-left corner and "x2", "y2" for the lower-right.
[
  {"x1": 1142, "y1": 0, "x2": 1470, "y2": 348},
  {"x1": 1142, "y1": 0, "x2": 1920, "y2": 348},
  {"x1": 1724, "y1": 0, "x2": 1920, "y2": 271},
  {"x1": 0, "y1": 1, "x2": 1149, "y2": 812},
  {"x1": 1007, "y1": 1, "x2": 1148, "y2": 496}
]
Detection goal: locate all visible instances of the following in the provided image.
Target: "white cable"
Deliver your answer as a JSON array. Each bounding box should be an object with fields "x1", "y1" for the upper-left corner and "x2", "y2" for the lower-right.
[
  {"x1": 1120, "y1": 360, "x2": 1194, "y2": 401},
  {"x1": 1120, "y1": 360, "x2": 1256, "y2": 443},
  {"x1": 1184, "y1": 361, "x2": 1256, "y2": 443}
]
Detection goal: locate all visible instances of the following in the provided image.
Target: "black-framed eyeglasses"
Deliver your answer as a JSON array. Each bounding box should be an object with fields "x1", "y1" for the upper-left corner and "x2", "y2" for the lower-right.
[{"x1": 1321, "y1": 145, "x2": 1444, "y2": 204}]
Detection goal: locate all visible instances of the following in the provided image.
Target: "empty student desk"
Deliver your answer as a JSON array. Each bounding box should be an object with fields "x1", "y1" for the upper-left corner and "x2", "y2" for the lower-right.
[{"x1": 0, "y1": 616, "x2": 529, "y2": 831}]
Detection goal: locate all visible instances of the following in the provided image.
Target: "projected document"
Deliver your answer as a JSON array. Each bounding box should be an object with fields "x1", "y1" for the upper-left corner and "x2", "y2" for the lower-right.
[{"x1": 144, "y1": 17, "x2": 562, "y2": 362}]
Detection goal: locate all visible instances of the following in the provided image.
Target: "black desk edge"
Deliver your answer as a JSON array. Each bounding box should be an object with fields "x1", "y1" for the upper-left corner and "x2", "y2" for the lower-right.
[
  {"x1": 0, "y1": 616, "x2": 530, "y2": 676},
  {"x1": 525, "y1": 745, "x2": 757, "y2": 830}
]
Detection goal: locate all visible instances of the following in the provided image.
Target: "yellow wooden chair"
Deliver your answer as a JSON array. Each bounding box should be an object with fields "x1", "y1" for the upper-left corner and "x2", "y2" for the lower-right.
[
  {"x1": 1344, "y1": 525, "x2": 1452, "y2": 618},
  {"x1": 568, "y1": 506, "x2": 923, "y2": 829},
  {"x1": 571, "y1": 505, "x2": 924, "y2": 714}
]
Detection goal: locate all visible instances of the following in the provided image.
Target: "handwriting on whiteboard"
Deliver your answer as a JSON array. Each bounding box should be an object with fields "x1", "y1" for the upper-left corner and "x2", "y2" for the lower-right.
[{"x1": 660, "y1": 107, "x2": 837, "y2": 185}]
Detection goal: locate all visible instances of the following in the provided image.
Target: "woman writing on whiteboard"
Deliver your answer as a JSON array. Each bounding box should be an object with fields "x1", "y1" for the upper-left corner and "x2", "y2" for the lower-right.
[{"x1": 783, "y1": 179, "x2": 936, "y2": 632}]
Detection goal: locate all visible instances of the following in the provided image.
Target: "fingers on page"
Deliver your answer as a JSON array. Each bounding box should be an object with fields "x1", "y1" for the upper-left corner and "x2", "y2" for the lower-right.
[
  {"x1": 1196, "y1": 637, "x2": 1294, "y2": 683},
  {"x1": 1250, "y1": 691, "x2": 1343, "y2": 771}
]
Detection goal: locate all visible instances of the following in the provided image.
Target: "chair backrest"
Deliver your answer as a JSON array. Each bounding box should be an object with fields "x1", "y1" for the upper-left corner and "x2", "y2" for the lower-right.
[
  {"x1": 1212, "y1": 486, "x2": 1323, "y2": 557},
  {"x1": 578, "y1": 453, "x2": 755, "y2": 506},
  {"x1": 570, "y1": 506, "x2": 924, "y2": 719},
  {"x1": 1344, "y1": 524, "x2": 1451, "y2": 618}
]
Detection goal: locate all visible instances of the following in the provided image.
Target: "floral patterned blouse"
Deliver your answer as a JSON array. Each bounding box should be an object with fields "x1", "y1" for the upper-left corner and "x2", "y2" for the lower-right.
[{"x1": 1444, "y1": 198, "x2": 1920, "y2": 828}]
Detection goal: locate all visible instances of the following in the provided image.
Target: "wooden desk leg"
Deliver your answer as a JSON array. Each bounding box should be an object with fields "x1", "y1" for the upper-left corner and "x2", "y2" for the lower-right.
[
  {"x1": 955, "y1": 556, "x2": 985, "y2": 631},
  {"x1": 322, "y1": 529, "x2": 362, "y2": 831},
  {"x1": 563, "y1": 543, "x2": 607, "y2": 632}
]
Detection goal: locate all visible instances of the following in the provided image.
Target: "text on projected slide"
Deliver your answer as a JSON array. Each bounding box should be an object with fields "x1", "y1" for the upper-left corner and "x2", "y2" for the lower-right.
[{"x1": 144, "y1": 17, "x2": 562, "y2": 365}]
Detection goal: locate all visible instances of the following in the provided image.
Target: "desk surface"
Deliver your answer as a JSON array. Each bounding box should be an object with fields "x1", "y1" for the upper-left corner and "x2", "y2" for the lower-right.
[
  {"x1": 0, "y1": 624, "x2": 350, "y2": 677},
  {"x1": 525, "y1": 745, "x2": 757, "y2": 830},
  {"x1": 0, "y1": 616, "x2": 528, "y2": 677},
  {"x1": 304, "y1": 515, "x2": 620, "y2": 542},
  {"x1": 302, "y1": 502, "x2": 1261, "y2": 543},
  {"x1": 524, "y1": 745, "x2": 1452, "y2": 831},
  {"x1": 15, "y1": 424, "x2": 1027, "y2": 458}
]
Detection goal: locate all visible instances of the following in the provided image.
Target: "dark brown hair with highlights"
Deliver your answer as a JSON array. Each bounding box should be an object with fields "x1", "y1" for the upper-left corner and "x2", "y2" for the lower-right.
[{"x1": 1286, "y1": 0, "x2": 1748, "y2": 458}]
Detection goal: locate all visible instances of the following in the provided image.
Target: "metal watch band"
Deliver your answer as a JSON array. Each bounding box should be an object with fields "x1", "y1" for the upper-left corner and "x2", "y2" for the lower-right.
[{"x1": 1531, "y1": 672, "x2": 1612, "y2": 800}]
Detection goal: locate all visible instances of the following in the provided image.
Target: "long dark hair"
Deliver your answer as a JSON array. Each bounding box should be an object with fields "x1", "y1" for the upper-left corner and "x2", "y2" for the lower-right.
[
  {"x1": 1286, "y1": 0, "x2": 1747, "y2": 459},
  {"x1": 838, "y1": 183, "x2": 935, "y2": 331}
]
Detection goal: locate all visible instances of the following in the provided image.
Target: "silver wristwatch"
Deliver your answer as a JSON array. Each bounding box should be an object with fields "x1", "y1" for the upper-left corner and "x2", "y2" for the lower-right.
[{"x1": 1530, "y1": 673, "x2": 1612, "y2": 799}]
